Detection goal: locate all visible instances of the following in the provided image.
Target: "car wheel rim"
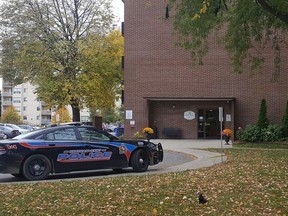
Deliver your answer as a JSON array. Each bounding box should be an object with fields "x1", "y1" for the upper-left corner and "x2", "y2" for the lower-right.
[
  {"x1": 28, "y1": 159, "x2": 47, "y2": 176},
  {"x1": 139, "y1": 152, "x2": 147, "y2": 168}
]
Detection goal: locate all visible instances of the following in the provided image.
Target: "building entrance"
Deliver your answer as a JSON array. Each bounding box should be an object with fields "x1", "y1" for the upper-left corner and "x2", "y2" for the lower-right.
[{"x1": 198, "y1": 109, "x2": 220, "y2": 139}]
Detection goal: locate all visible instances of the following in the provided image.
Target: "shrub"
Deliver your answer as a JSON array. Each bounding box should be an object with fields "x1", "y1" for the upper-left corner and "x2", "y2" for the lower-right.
[
  {"x1": 237, "y1": 125, "x2": 263, "y2": 142},
  {"x1": 237, "y1": 124, "x2": 284, "y2": 142},
  {"x1": 262, "y1": 125, "x2": 284, "y2": 142},
  {"x1": 282, "y1": 101, "x2": 288, "y2": 138},
  {"x1": 256, "y1": 98, "x2": 269, "y2": 129}
]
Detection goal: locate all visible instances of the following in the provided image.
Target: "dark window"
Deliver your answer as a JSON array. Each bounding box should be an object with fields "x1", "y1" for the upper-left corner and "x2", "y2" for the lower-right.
[
  {"x1": 121, "y1": 22, "x2": 124, "y2": 36},
  {"x1": 78, "y1": 127, "x2": 110, "y2": 141},
  {"x1": 121, "y1": 56, "x2": 124, "y2": 69},
  {"x1": 46, "y1": 128, "x2": 77, "y2": 140}
]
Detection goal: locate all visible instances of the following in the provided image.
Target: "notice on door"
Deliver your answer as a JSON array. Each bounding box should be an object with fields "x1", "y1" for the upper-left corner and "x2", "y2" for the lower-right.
[{"x1": 184, "y1": 111, "x2": 195, "y2": 120}]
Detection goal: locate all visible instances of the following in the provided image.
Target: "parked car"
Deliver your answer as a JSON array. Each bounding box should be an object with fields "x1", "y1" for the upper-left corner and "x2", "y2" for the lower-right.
[
  {"x1": 0, "y1": 125, "x2": 164, "y2": 181},
  {"x1": 0, "y1": 126, "x2": 21, "y2": 139},
  {"x1": 106, "y1": 123, "x2": 118, "y2": 132},
  {"x1": 0, "y1": 123, "x2": 30, "y2": 134},
  {"x1": 0, "y1": 131, "x2": 6, "y2": 140},
  {"x1": 18, "y1": 125, "x2": 34, "y2": 132}
]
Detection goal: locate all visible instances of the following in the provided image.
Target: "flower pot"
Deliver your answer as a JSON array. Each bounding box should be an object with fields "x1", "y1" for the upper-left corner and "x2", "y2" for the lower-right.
[
  {"x1": 145, "y1": 133, "x2": 153, "y2": 141},
  {"x1": 223, "y1": 135, "x2": 230, "y2": 145}
]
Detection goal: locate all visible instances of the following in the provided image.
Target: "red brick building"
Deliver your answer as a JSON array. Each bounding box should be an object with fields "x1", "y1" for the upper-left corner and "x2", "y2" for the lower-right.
[{"x1": 123, "y1": 0, "x2": 288, "y2": 139}]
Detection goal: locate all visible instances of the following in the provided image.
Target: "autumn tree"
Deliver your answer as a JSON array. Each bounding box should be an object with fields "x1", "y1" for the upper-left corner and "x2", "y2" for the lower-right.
[
  {"x1": 0, "y1": 0, "x2": 123, "y2": 121},
  {"x1": 52, "y1": 107, "x2": 72, "y2": 124},
  {"x1": 1, "y1": 106, "x2": 22, "y2": 124},
  {"x1": 169, "y1": 0, "x2": 288, "y2": 78}
]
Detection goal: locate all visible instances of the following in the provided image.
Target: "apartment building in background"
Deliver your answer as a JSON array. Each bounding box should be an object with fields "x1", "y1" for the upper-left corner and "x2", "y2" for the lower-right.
[{"x1": 1, "y1": 80, "x2": 90, "y2": 125}]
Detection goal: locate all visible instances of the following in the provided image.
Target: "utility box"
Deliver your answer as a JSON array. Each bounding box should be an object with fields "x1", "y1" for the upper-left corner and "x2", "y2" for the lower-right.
[{"x1": 93, "y1": 116, "x2": 102, "y2": 130}]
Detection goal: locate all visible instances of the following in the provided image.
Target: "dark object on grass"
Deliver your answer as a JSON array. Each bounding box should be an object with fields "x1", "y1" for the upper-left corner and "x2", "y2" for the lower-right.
[{"x1": 198, "y1": 193, "x2": 207, "y2": 204}]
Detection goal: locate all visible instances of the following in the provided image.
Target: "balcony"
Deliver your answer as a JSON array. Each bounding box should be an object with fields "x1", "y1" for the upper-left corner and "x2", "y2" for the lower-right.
[
  {"x1": 41, "y1": 110, "x2": 51, "y2": 116},
  {"x1": 2, "y1": 101, "x2": 12, "y2": 106},
  {"x1": 41, "y1": 120, "x2": 51, "y2": 125},
  {"x1": 2, "y1": 81, "x2": 13, "y2": 87},
  {"x1": 2, "y1": 92, "x2": 12, "y2": 97}
]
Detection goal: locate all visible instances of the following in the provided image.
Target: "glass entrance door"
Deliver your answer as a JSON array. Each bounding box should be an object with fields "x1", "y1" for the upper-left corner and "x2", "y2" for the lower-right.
[{"x1": 198, "y1": 109, "x2": 220, "y2": 139}]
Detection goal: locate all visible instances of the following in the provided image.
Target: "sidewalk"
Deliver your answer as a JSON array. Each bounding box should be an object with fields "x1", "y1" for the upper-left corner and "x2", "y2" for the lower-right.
[{"x1": 151, "y1": 139, "x2": 232, "y2": 173}]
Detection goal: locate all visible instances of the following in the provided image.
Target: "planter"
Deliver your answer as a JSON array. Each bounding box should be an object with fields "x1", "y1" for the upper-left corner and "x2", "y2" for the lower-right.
[
  {"x1": 145, "y1": 133, "x2": 153, "y2": 141},
  {"x1": 223, "y1": 135, "x2": 230, "y2": 145}
]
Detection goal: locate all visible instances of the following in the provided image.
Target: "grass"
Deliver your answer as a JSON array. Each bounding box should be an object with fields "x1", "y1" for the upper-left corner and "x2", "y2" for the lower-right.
[
  {"x1": 0, "y1": 144, "x2": 287, "y2": 215},
  {"x1": 233, "y1": 142, "x2": 288, "y2": 149}
]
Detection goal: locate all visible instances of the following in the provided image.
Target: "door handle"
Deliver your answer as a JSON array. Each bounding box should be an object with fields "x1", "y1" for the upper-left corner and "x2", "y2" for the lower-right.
[{"x1": 49, "y1": 144, "x2": 56, "y2": 146}]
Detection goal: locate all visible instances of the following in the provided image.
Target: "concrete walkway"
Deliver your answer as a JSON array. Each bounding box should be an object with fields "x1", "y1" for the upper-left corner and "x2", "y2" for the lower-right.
[{"x1": 151, "y1": 139, "x2": 233, "y2": 173}]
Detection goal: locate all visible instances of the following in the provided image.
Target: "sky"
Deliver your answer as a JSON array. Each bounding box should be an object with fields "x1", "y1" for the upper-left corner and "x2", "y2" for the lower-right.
[
  {"x1": 0, "y1": 0, "x2": 124, "y2": 22},
  {"x1": 112, "y1": 0, "x2": 124, "y2": 24}
]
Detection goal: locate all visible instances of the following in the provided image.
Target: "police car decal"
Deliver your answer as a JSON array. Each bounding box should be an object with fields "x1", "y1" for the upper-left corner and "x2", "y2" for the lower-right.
[{"x1": 57, "y1": 149, "x2": 112, "y2": 163}]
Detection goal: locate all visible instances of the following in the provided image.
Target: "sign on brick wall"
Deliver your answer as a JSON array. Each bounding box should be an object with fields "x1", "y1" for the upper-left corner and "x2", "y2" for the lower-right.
[{"x1": 184, "y1": 111, "x2": 195, "y2": 120}]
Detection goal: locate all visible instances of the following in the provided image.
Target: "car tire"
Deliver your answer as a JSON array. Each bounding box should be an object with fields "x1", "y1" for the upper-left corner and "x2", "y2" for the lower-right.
[
  {"x1": 131, "y1": 149, "x2": 149, "y2": 172},
  {"x1": 22, "y1": 154, "x2": 51, "y2": 181}
]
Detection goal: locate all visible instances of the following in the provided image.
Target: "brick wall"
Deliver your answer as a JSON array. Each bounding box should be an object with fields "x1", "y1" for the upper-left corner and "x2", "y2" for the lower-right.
[{"x1": 123, "y1": 0, "x2": 288, "y2": 139}]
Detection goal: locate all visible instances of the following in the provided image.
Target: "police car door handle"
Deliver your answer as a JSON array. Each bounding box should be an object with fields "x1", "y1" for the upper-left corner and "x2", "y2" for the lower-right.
[{"x1": 49, "y1": 144, "x2": 56, "y2": 146}]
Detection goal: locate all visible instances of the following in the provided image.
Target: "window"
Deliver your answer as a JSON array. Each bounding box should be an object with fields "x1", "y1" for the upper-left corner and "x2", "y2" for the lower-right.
[
  {"x1": 78, "y1": 127, "x2": 110, "y2": 141},
  {"x1": 46, "y1": 128, "x2": 77, "y2": 140},
  {"x1": 37, "y1": 116, "x2": 40, "y2": 120},
  {"x1": 23, "y1": 116, "x2": 27, "y2": 120},
  {"x1": 37, "y1": 106, "x2": 41, "y2": 111},
  {"x1": 24, "y1": 88, "x2": 27, "y2": 93},
  {"x1": 13, "y1": 88, "x2": 21, "y2": 94},
  {"x1": 23, "y1": 97, "x2": 28, "y2": 102},
  {"x1": 23, "y1": 106, "x2": 27, "y2": 111},
  {"x1": 13, "y1": 97, "x2": 21, "y2": 103}
]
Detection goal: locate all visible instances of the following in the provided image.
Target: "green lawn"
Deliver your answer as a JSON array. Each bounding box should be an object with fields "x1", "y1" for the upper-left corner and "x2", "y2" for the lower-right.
[{"x1": 0, "y1": 144, "x2": 287, "y2": 215}]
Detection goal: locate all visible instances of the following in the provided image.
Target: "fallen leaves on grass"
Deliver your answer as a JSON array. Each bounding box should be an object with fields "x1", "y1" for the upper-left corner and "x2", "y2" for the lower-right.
[{"x1": 0, "y1": 148, "x2": 287, "y2": 215}]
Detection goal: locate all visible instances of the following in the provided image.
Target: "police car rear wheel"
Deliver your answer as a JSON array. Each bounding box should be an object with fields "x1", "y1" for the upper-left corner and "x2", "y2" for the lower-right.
[
  {"x1": 22, "y1": 154, "x2": 51, "y2": 181},
  {"x1": 131, "y1": 149, "x2": 149, "y2": 172}
]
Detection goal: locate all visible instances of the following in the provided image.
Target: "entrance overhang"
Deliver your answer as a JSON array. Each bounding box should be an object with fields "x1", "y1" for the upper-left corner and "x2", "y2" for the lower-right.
[{"x1": 144, "y1": 97, "x2": 235, "y2": 102}]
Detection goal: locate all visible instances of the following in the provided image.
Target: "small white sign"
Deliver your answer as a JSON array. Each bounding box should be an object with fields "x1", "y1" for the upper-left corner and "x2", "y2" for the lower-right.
[
  {"x1": 226, "y1": 114, "x2": 232, "y2": 122},
  {"x1": 184, "y1": 111, "x2": 195, "y2": 120},
  {"x1": 126, "y1": 110, "x2": 133, "y2": 119},
  {"x1": 130, "y1": 120, "x2": 135, "y2": 126}
]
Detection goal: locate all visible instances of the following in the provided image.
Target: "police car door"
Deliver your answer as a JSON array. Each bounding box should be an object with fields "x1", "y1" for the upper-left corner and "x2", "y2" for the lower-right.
[
  {"x1": 77, "y1": 127, "x2": 125, "y2": 170},
  {"x1": 44, "y1": 127, "x2": 91, "y2": 173}
]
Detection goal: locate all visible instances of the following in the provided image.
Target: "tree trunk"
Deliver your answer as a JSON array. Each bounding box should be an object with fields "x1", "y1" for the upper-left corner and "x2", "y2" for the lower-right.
[{"x1": 71, "y1": 106, "x2": 80, "y2": 122}]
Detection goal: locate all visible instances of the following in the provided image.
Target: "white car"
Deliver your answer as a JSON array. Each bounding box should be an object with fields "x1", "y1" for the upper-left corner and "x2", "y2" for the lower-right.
[{"x1": 0, "y1": 123, "x2": 30, "y2": 134}]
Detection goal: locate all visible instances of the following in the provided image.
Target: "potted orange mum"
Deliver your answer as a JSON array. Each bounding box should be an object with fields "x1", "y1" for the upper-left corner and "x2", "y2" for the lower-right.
[
  {"x1": 222, "y1": 129, "x2": 233, "y2": 145},
  {"x1": 143, "y1": 127, "x2": 154, "y2": 141}
]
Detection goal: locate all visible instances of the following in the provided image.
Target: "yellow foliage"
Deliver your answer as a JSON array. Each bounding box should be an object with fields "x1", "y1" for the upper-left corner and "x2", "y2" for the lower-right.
[
  {"x1": 52, "y1": 107, "x2": 72, "y2": 123},
  {"x1": 192, "y1": 13, "x2": 201, "y2": 20},
  {"x1": 1, "y1": 105, "x2": 22, "y2": 124}
]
